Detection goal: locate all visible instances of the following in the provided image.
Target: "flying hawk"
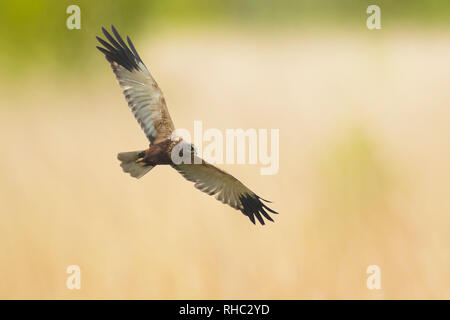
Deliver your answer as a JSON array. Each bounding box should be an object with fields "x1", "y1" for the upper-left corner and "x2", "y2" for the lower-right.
[{"x1": 96, "y1": 25, "x2": 278, "y2": 225}]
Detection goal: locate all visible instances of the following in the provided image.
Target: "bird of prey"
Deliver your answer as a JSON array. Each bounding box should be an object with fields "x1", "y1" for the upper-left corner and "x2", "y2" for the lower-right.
[{"x1": 96, "y1": 25, "x2": 278, "y2": 225}]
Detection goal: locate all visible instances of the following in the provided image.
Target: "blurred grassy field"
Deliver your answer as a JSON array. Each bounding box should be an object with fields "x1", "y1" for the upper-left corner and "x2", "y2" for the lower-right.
[
  {"x1": 1, "y1": 1, "x2": 450, "y2": 299},
  {"x1": 1, "y1": 28, "x2": 449, "y2": 299}
]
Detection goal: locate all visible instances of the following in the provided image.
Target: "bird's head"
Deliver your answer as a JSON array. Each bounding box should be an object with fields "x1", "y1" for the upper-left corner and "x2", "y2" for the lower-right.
[
  {"x1": 177, "y1": 140, "x2": 197, "y2": 155},
  {"x1": 170, "y1": 131, "x2": 197, "y2": 155},
  {"x1": 170, "y1": 139, "x2": 198, "y2": 165}
]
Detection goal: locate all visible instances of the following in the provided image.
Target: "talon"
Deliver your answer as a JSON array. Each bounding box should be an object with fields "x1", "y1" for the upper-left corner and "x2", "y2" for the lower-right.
[
  {"x1": 136, "y1": 158, "x2": 147, "y2": 167},
  {"x1": 135, "y1": 151, "x2": 147, "y2": 167}
]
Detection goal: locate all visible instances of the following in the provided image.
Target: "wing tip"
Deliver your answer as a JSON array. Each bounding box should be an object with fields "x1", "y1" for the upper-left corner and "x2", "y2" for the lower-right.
[
  {"x1": 240, "y1": 194, "x2": 278, "y2": 226},
  {"x1": 96, "y1": 25, "x2": 142, "y2": 72}
]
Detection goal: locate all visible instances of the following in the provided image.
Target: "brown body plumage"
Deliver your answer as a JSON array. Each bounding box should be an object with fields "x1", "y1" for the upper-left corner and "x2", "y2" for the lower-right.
[{"x1": 138, "y1": 139, "x2": 177, "y2": 166}]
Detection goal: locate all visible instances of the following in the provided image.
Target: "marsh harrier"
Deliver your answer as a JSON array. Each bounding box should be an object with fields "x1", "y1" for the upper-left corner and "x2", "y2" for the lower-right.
[{"x1": 96, "y1": 25, "x2": 278, "y2": 225}]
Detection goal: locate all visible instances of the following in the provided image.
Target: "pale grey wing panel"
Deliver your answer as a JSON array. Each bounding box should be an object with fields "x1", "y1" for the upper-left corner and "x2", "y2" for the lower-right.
[
  {"x1": 97, "y1": 25, "x2": 175, "y2": 144},
  {"x1": 111, "y1": 62, "x2": 162, "y2": 143},
  {"x1": 171, "y1": 156, "x2": 278, "y2": 225}
]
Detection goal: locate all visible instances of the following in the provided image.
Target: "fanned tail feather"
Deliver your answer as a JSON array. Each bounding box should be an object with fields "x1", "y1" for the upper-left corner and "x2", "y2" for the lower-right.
[{"x1": 117, "y1": 150, "x2": 153, "y2": 179}]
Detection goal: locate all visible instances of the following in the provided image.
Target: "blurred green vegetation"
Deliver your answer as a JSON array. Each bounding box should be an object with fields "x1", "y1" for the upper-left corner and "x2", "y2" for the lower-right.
[
  {"x1": 314, "y1": 126, "x2": 394, "y2": 251},
  {"x1": 317, "y1": 127, "x2": 392, "y2": 218},
  {"x1": 0, "y1": 0, "x2": 450, "y2": 78}
]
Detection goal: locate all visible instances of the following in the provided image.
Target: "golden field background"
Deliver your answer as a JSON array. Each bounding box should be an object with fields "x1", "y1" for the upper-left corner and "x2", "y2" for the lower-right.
[
  {"x1": 1, "y1": 2, "x2": 450, "y2": 299},
  {"x1": 1, "y1": 30, "x2": 449, "y2": 299}
]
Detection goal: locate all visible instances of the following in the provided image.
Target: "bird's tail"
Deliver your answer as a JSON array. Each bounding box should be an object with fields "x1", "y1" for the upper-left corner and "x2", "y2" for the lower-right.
[{"x1": 117, "y1": 150, "x2": 153, "y2": 179}]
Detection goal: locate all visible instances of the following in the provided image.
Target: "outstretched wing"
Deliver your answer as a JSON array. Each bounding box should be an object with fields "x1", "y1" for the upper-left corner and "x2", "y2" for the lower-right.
[
  {"x1": 172, "y1": 156, "x2": 278, "y2": 225},
  {"x1": 96, "y1": 25, "x2": 175, "y2": 144}
]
